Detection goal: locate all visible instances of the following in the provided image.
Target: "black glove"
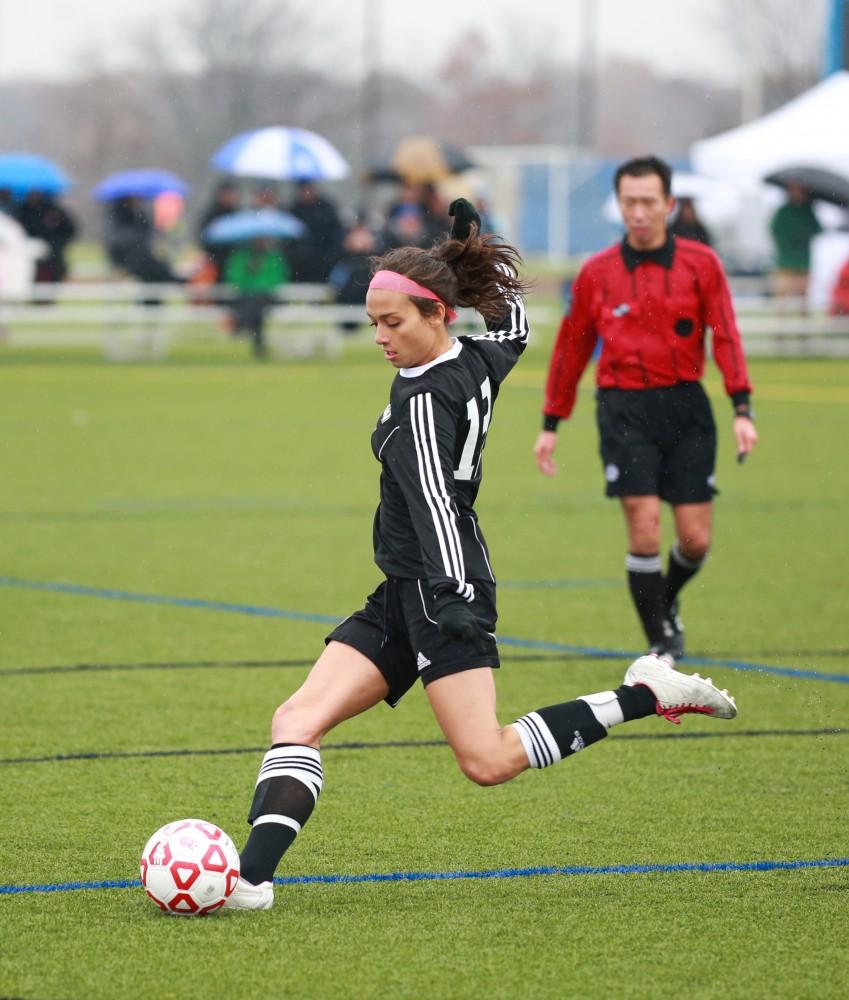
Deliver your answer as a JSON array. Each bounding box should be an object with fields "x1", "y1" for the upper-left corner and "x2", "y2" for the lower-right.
[
  {"x1": 436, "y1": 600, "x2": 492, "y2": 654},
  {"x1": 448, "y1": 198, "x2": 481, "y2": 241}
]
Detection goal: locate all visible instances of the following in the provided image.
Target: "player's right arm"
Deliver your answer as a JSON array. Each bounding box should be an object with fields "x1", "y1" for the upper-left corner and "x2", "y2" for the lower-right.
[{"x1": 534, "y1": 269, "x2": 598, "y2": 475}]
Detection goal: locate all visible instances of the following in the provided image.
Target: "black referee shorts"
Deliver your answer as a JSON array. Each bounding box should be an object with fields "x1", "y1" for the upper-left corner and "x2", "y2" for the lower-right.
[
  {"x1": 325, "y1": 577, "x2": 499, "y2": 707},
  {"x1": 596, "y1": 382, "x2": 717, "y2": 504}
]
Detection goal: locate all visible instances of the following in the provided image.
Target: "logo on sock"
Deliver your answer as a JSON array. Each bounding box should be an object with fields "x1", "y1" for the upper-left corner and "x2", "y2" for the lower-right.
[
  {"x1": 416, "y1": 651, "x2": 431, "y2": 671},
  {"x1": 570, "y1": 731, "x2": 585, "y2": 754}
]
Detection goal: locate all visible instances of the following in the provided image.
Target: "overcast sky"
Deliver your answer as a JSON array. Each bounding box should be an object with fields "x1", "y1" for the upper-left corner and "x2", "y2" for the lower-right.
[{"x1": 0, "y1": 0, "x2": 745, "y2": 86}]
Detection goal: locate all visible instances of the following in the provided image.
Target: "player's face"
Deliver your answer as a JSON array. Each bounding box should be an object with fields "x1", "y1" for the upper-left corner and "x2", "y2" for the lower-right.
[
  {"x1": 617, "y1": 174, "x2": 675, "y2": 250},
  {"x1": 367, "y1": 288, "x2": 452, "y2": 369}
]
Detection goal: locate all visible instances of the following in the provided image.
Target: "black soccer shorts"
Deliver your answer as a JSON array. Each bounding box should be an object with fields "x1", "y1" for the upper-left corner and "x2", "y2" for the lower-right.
[
  {"x1": 596, "y1": 382, "x2": 717, "y2": 504},
  {"x1": 325, "y1": 577, "x2": 499, "y2": 707}
]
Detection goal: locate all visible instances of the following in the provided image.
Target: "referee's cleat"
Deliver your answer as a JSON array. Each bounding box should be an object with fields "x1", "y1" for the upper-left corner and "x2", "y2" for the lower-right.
[
  {"x1": 623, "y1": 653, "x2": 737, "y2": 725},
  {"x1": 664, "y1": 598, "x2": 685, "y2": 658},
  {"x1": 223, "y1": 876, "x2": 274, "y2": 911},
  {"x1": 647, "y1": 647, "x2": 676, "y2": 668}
]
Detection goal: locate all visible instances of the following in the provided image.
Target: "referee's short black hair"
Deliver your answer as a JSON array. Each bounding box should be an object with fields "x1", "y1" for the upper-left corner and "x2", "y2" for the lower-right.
[{"x1": 614, "y1": 156, "x2": 673, "y2": 197}]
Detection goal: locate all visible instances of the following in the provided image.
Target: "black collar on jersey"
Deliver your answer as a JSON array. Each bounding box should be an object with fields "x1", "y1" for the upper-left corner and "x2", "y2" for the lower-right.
[{"x1": 620, "y1": 234, "x2": 675, "y2": 272}]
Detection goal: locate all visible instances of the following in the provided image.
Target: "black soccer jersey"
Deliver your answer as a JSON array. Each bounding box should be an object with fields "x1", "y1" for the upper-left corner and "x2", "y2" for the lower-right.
[{"x1": 370, "y1": 296, "x2": 530, "y2": 603}]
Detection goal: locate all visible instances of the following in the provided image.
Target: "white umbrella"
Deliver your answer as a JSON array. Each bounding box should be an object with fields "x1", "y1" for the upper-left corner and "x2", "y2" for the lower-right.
[{"x1": 211, "y1": 127, "x2": 349, "y2": 182}]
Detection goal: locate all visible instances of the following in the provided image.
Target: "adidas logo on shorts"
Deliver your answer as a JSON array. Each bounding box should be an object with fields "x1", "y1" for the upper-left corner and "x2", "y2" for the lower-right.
[{"x1": 416, "y1": 651, "x2": 432, "y2": 671}]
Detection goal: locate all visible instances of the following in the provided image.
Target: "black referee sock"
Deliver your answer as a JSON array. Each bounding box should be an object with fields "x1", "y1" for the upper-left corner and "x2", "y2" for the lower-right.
[
  {"x1": 626, "y1": 552, "x2": 667, "y2": 646},
  {"x1": 239, "y1": 743, "x2": 323, "y2": 886},
  {"x1": 665, "y1": 543, "x2": 706, "y2": 605}
]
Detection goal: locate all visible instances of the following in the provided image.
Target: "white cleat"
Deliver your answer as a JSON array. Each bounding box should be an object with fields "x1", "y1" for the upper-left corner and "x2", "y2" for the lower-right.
[
  {"x1": 223, "y1": 876, "x2": 274, "y2": 911},
  {"x1": 623, "y1": 653, "x2": 737, "y2": 725}
]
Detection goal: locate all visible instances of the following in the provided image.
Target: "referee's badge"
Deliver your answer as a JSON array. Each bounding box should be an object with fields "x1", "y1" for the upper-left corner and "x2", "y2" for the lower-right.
[{"x1": 381, "y1": 404, "x2": 392, "y2": 423}]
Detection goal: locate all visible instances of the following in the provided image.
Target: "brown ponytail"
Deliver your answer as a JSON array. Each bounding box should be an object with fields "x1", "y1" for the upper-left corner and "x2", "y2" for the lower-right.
[{"x1": 370, "y1": 228, "x2": 530, "y2": 322}]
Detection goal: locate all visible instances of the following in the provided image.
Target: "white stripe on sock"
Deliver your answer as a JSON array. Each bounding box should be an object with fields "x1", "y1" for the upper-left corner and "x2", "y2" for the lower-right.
[
  {"x1": 257, "y1": 747, "x2": 324, "y2": 800},
  {"x1": 626, "y1": 553, "x2": 663, "y2": 573},
  {"x1": 252, "y1": 814, "x2": 302, "y2": 834},
  {"x1": 671, "y1": 542, "x2": 706, "y2": 571},
  {"x1": 512, "y1": 712, "x2": 562, "y2": 769}
]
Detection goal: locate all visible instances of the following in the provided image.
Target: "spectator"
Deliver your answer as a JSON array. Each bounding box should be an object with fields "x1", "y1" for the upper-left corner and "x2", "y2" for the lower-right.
[
  {"x1": 197, "y1": 181, "x2": 240, "y2": 283},
  {"x1": 770, "y1": 182, "x2": 822, "y2": 303},
  {"x1": 670, "y1": 197, "x2": 712, "y2": 246},
  {"x1": 829, "y1": 255, "x2": 849, "y2": 315},
  {"x1": 103, "y1": 196, "x2": 179, "y2": 284},
  {"x1": 383, "y1": 181, "x2": 443, "y2": 249},
  {"x1": 380, "y1": 202, "x2": 428, "y2": 251},
  {"x1": 15, "y1": 191, "x2": 77, "y2": 286},
  {"x1": 327, "y1": 217, "x2": 377, "y2": 332},
  {"x1": 224, "y1": 236, "x2": 290, "y2": 359},
  {"x1": 288, "y1": 180, "x2": 344, "y2": 283},
  {"x1": 0, "y1": 188, "x2": 14, "y2": 215},
  {"x1": 418, "y1": 182, "x2": 449, "y2": 244},
  {"x1": 251, "y1": 185, "x2": 281, "y2": 211}
]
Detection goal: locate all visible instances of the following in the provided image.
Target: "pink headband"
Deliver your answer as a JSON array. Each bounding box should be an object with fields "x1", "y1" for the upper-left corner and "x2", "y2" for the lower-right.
[{"x1": 369, "y1": 269, "x2": 457, "y2": 323}]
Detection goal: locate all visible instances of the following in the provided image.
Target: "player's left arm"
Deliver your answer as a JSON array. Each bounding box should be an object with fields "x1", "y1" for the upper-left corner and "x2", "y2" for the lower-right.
[{"x1": 702, "y1": 254, "x2": 759, "y2": 459}]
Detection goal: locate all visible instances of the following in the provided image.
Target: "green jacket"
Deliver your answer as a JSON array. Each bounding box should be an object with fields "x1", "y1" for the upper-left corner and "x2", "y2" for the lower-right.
[
  {"x1": 225, "y1": 247, "x2": 290, "y2": 293},
  {"x1": 770, "y1": 202, "x2": 821, "y2": 271}
]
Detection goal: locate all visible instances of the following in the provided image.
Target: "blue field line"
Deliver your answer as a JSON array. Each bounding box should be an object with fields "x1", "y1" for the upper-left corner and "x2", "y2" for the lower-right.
[
  {"x1": 3, "y1": 857, "x2": 848, "y2": 896},
  {"x1": 0, "y1": 576, "x2": 340, "y2": 626},
  {"x1": 1, "y1": 576, "x2": 847, "y2": 685}
]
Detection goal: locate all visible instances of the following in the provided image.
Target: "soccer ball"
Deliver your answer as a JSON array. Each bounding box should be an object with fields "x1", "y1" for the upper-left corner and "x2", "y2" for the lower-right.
[{"x1": 140, "y1": 818, "x2": 240, "y2": 915}]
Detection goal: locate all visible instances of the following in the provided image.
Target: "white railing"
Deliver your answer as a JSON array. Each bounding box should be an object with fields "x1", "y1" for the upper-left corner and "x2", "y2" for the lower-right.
[{"x1": 1, "y1": 281, "x2": 846, "y2": 358}]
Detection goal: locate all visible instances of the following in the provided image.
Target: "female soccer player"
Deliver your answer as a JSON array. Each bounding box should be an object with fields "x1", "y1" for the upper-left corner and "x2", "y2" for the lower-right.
[{"x1": 225, "y1": 200, "x2": 738, "y2": 910}]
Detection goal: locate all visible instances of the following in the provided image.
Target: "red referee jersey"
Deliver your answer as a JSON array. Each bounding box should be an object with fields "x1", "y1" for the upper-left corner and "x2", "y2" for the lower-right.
[{"x1": 543, "y1": 236, "x2": 752, "y2": 421}]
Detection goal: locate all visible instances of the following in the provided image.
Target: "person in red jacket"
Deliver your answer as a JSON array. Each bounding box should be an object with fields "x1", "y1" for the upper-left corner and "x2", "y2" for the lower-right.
[{"x1": 534, "y1": 156, "x2": 758, "y2": 660}]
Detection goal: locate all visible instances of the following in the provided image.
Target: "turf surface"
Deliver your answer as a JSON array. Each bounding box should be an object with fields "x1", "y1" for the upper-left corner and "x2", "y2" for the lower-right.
[{"x1": 1, "y1": 329, "x2": 847, "y2": 999}]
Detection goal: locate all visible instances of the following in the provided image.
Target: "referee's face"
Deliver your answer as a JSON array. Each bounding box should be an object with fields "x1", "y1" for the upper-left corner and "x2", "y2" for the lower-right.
[
  {"x1": 617, "y1": 174, "x2": 675, "y2": 251},
  {"x1": 367, "y1": 289, "x2": 452, "y2": 369}
]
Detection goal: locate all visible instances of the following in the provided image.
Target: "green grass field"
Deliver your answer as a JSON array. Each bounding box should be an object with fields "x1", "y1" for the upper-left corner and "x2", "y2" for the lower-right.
[{"x1": 1, "y1": 331, "x2": 848, "y2": 999}]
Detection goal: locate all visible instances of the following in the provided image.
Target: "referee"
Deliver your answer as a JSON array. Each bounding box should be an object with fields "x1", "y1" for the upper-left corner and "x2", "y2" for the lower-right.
[{"x1": 534, "y1": 155, "x2": 758, "y2": 660}]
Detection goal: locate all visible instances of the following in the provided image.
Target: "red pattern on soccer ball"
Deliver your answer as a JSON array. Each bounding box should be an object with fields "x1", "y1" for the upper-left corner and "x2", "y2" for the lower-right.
[{"x1": 139, "y1": 818, "x2": 240, "y2": 917}]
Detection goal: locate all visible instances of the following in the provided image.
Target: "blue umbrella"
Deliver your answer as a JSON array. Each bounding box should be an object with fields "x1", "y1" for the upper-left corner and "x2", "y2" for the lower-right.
[
  {"x1": 0, "y1": 153, "x2": 71, "y2": 195},
  {"x1": 211, "y1": 127, "x2": 349, "y2": 181},
  {"x1": 203, "y1": 208, "x2": 306, "y2": 243},
  {"x1": 93, "y1": 169, "x2": 189, "y2": 201}
]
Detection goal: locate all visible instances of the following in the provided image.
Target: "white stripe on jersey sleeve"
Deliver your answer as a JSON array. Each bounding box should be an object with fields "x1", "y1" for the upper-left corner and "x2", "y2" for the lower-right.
[
  {"x1": 409, "y1": 393, "x2": 473, "y2": 601},
  {"x1": 466, "y1": 296, "x2": 529, "y2": 345}
]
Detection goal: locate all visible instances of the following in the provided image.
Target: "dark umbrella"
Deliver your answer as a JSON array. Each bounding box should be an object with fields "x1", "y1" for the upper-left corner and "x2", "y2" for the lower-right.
[
  {"x1": 366, "y1": 136, "x2": 476, "y2": 183},
  {"x1": 763, "y1": 165, "x2": 849, "y2": 208}
]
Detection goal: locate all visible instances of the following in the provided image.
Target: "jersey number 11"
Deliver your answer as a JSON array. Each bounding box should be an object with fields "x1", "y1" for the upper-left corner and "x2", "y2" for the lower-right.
[{"x1": 454, "y1": 377, "x2": 492, "y2": 481}]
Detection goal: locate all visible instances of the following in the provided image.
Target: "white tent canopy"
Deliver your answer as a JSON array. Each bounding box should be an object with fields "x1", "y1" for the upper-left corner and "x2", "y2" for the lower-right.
[{"x1": 691, "y1": 71, "x2": 849, "y2": 189}]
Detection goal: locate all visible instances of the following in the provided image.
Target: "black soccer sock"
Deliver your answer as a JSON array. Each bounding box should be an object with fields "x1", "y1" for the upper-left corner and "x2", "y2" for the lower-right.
[
  {"x1": 512, "y1": 699, "x2": 608, "y2": 768},
  {"x1": 626, "y1": 552, "x2": 667, "y2": 646},
  {"x1": 239, "y1": 743, "x2": 323, "y2": 886},
  {"x1": 665, "y1": 543, "x2": 706, "y2": 605},
  {"x1": 512, "y1": 685, "x2": 658, "y2": 769},
  {"x1": 613, "y1": 682, "x2": 658, "y2": 721}
]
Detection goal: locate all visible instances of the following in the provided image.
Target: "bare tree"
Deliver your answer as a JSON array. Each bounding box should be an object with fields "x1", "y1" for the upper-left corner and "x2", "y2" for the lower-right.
[
  {"x1": 709, "y1": 0, "x2": 828, "y2": 118},
  {"x1": 129, "y1": 0, "x2": 321, "y2": 180}
]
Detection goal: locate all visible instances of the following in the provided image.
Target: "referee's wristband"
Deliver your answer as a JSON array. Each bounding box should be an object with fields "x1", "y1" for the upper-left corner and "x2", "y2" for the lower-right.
[
  {"x1": 542, "y1": 414, "x2": 561, "y2": 432},
  {"x1": 730, "y1": 391, "x2": 753, "y2": 421}
]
